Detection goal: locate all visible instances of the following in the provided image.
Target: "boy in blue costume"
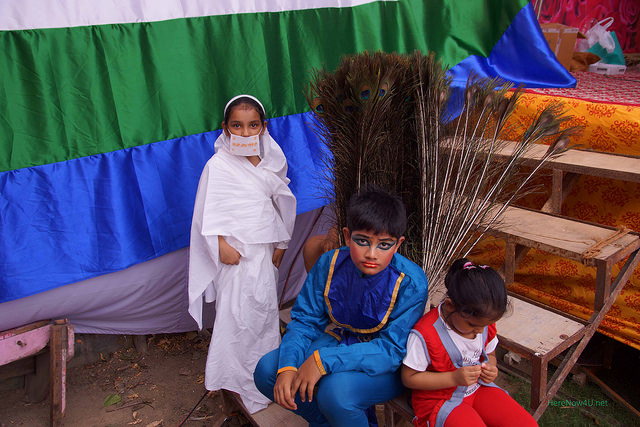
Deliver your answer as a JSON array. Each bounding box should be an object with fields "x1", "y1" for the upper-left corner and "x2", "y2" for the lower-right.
[{"x1": 254, "y1": 187, "x2": 429, "y2": 427}]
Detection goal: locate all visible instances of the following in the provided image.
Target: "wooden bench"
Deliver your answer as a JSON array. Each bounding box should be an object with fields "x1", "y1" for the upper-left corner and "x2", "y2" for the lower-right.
[
  {"x1": 492, "y1": 143, "x2": 640, "y2": 281},
  {"x1": 0, "y1": 319, "x2": 74, "y2": 426},
  {"x1": 222, "y1": 390, "x2": 307, "y2": 427},
  {"x1": 487, "y1": 205, "x2": 640, "y2": 419},
  {"x1": 496, "y1": 296, "x2": 585, "y2": 414}
]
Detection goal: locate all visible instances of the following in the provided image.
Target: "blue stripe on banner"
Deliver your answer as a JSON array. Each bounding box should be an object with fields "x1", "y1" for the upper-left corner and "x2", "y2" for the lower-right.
[
  {"x1": 448, "y1": 3, "x2": 576, "y2": 89},
  {"x1": 0, "y1": 112, "x2": 328, "y2": 303}
]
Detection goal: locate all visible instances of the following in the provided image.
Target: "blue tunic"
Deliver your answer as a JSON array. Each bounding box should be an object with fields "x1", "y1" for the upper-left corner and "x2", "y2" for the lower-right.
[{"x1": 278, "y1": 247, "x2": 429, "y2": 376}]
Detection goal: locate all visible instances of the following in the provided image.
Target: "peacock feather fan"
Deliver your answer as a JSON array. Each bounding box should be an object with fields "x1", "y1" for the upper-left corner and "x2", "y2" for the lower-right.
[{"x1": 305, "y1": 51, "x2": 413, "y2": 240}]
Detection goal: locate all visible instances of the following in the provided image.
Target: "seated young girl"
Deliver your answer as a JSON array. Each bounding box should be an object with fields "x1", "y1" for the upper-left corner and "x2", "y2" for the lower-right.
[{"x1": 401, "y1": 259, "x2": 538, "y2": 427}]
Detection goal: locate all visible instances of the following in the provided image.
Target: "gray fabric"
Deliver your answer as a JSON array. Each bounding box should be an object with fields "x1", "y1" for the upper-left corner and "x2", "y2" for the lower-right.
[{"x1": 0, "y1": 207, "x2": 334, "y2": 335}]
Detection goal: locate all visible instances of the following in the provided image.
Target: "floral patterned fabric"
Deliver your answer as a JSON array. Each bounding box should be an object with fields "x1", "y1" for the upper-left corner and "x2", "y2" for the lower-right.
[
  {"x1": 537, "y1": 0, "x2": 640, "y2": 53},
  {"x1": 474, "y1": 70, "x2": 640, "y2": 350}
]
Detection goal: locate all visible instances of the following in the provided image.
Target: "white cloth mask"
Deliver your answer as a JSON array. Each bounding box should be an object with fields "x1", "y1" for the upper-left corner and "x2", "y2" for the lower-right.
[{"x1": 228, "y1": 132, "x2": 261, "y2": 156}]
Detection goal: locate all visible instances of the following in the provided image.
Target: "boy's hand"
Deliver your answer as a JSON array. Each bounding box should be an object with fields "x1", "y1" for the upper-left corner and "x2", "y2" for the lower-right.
[
  {"x1": 274, "y1": 371, "x2": 297, "y2": 410},
  {"x1": 480, "y1": 362, "x2": 498, "y2": 383},
  {"x1": 218, "y1": 236, "x2": 241, "y2": 265},
  {"x1": 453, "y1": 365, "x2": 481, "y2": 386},
  {"x1": 272, "y1": 248, "x2": 286, "y2": 268},
  {"x1": 293, "y1": 355, "x2": 323, "y2": 403}
]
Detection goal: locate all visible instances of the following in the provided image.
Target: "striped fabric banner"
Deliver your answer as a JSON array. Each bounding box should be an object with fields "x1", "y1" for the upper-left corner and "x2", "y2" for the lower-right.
[{"x1": 0, "y1": 0, "x2": 573, "y2": 302}]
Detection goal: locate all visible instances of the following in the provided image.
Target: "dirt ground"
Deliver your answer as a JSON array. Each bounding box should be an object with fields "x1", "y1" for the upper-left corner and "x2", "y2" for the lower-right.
[
  {"x1": 0, "y1": 331, "x2": 586, "y2": 427},
  {"x1": 0, "y1": 332, "x2": 231, "y2": 427}
]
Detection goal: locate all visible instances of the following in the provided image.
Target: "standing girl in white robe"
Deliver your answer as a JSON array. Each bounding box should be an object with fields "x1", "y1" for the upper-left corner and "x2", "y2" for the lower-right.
[{"x1": 188, "y1": 95, "x2": 296, "y2": 413}]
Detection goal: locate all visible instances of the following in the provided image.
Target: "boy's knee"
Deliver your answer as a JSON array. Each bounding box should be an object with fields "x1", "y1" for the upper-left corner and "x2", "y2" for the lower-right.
[{"x1": 316, "y1": 374, "x2": 359, "y2": 413}]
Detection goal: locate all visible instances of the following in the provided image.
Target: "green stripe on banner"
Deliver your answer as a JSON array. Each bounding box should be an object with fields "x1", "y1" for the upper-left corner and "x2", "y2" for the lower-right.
[{"x1": 0, "y1": 0, "x2": 528, "y2": 172}]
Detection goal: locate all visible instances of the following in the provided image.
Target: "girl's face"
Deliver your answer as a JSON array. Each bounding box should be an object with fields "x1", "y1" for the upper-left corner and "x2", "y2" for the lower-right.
[
  {"x1": 443, "y1": 299, "x2": 499, "y2": 339},
  {"x1": 223, "y1": 105, "x2": 266, "y2": 137}
]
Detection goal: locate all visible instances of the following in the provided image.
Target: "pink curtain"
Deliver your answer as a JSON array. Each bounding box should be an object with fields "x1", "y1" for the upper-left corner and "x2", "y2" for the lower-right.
[{"x1": 536, "y1": 0, "x2": 640, "y2": 53}]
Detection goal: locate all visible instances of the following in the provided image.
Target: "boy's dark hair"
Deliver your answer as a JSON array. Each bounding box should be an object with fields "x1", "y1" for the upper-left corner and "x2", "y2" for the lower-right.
[
  {"x1": 346, "y1": 186, "x2": 407, "y2": 238},
  {"x1": 444, "y1": 258, "x2": 508, "y2": 319},
  {"x1": 224, "y1": 96, "x2": 266, "y2": 123}
]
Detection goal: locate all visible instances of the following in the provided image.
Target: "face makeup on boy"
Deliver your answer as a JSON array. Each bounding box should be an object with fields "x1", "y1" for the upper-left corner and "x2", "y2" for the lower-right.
[{"x1": 343, "y1": 228, "x2": 405, "y2": 275}]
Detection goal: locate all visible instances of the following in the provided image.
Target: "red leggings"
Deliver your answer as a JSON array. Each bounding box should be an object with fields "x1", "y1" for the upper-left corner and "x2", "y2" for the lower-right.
[{"x1": 438, "y1": 386, "x2": 538, "y2": 427}]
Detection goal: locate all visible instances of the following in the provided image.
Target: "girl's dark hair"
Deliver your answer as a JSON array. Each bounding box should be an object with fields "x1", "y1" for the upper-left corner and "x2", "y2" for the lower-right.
[
  {"x1": 223, "y1": 96, "x2": 266, "y2": 123},
  {"x1": 346, "y1": 185, "x2": 407, "y2": 238},
  {"x1": 444, "y1": 258, "x2": 508, "y2": 319}
]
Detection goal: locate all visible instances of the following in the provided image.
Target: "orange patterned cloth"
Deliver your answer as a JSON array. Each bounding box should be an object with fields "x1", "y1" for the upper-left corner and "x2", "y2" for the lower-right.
[{"x1": 474, "y1": 71, "x2": 640, "y2": 350}]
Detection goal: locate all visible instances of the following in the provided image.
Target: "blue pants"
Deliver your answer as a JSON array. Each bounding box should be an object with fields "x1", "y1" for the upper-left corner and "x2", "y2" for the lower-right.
[{"x1": 254, "y1": 347, "x2": 404, "y2": 427}]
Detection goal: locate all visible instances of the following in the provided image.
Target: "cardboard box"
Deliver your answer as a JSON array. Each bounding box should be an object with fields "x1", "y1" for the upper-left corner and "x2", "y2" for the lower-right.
[
  {"x1": 588, "y1": 62, "x2": 627, "y2": 75},
  {"x1": 540, "y1": 23, "x2": 582, "y2": 71}
]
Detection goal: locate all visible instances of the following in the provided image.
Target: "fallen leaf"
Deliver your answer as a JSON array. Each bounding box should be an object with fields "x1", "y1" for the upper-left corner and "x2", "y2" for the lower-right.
[
  {"x1": 144, "y1": 420, "x2": 163, "y2": 427},
  {"x1": 103, "y1": 393, "x2": 122, "y2": 407}
]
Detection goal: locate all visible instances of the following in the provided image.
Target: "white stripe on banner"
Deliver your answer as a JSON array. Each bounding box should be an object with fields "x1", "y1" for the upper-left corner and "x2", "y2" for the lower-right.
[{"x1": 0, "y1": 0, "x2": 396, "y2": 31}]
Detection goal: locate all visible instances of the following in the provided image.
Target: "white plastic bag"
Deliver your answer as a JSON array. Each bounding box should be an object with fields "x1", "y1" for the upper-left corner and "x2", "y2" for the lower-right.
[{"x1": 578, "y1": 17, "x2": 615, "y2": 53}]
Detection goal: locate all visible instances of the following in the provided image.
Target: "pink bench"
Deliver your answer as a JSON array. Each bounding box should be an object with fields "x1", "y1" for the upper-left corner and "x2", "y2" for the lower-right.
[{"x1": 0, "y1": 319, "x2": 74, "y2": 426}]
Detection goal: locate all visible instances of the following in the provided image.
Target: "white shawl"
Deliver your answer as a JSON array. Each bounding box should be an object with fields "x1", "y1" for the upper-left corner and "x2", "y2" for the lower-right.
[{"x1": 188, "y1": 130, "x2": 296, "y2": 328}]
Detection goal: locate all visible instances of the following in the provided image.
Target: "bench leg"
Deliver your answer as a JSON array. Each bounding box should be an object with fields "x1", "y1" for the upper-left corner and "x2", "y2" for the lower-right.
[
  {"x1": 383, "y1": 404, "x2": 400, "y2": 427},
  {"x1": 594, "y1": 259, "x2": 612, "y2": 312},
  {"x1": 530, "y1": 356, "x2": 548, "y2": 413},
  {"x1": 383, "y1": 405, "x2": 394, "y2": 427},
  {"x1": 543, "y1": 170, "x2": 578, "y2": 215},
  {"x1": 50, "y1": 321, "x2": 69, "y2": 427}
]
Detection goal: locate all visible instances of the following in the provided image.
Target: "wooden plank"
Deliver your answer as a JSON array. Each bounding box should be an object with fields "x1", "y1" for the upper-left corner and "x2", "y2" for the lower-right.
[
  {"x1": 0, "y1": 320, "x2": 50, "y2": 340},
  {"x1": 224, "y1": 390, "x2": 306, "y2": 427},
  {"x1": 0, "y1": 324, "x2": 51, "y2": 366},
  {"x1": 494, "y1": 141, "x2": 640, "y2": 183},
  {"x1": 251, "y1": 403, "x2": 307, "y2": 427},
  {"x1": 492, "y1": 206, "x2": 640, "y2": 263},
  {"x1": 497, "y1": 297, "x2": 584, "y2": 356}
]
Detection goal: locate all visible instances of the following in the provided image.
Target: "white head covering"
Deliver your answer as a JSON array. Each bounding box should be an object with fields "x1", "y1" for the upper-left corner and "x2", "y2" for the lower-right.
[{"x1": 224, "y1": 94, "x2": 265, "y2": 118}]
